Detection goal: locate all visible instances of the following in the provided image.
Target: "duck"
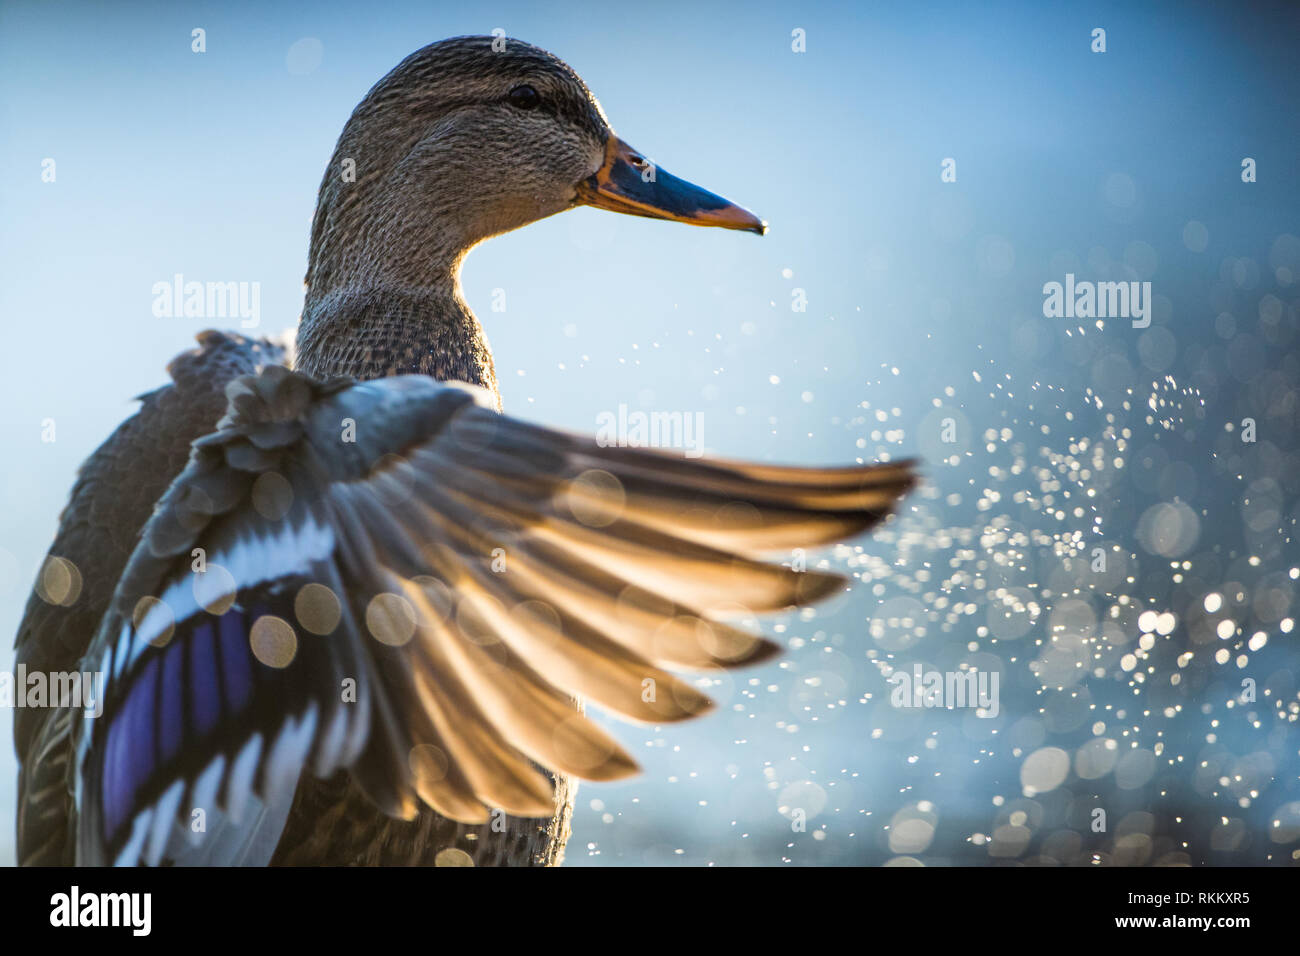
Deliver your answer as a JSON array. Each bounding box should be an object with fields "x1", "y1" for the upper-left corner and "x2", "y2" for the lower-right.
[{"x1": 13, "y1": 35, "x2": 915, "y2": 866}]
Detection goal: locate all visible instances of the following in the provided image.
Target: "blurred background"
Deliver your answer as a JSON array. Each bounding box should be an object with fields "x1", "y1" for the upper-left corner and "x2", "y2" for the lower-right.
[{"x1": 1, "y1": 0, "x2": 1298, "y2": 865}]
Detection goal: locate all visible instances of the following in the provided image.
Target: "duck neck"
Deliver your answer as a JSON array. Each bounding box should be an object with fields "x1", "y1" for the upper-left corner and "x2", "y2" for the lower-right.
[{"x1": 294, "y1": 277, "x2": 500, "y2": 405}]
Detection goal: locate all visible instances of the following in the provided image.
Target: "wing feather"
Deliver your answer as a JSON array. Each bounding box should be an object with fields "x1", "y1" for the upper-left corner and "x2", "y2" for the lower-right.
[{"x1": 71, "y1": 367, "x2": 915, "y2": 864}]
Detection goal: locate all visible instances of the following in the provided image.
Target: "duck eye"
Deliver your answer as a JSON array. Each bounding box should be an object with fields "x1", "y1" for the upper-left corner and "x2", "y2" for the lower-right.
[{"x1": 507, "y1": 85, "x2": 541, "y2": 110}]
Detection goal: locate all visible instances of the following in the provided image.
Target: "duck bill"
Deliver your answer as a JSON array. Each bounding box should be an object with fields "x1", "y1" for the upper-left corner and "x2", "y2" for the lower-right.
[{"x1": 575, "y1": 136, "x2": 766, "y2": 235}]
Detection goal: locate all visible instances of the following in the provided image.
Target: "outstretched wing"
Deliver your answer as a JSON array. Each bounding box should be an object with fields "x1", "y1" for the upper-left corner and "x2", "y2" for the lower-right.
[{"x1": 73, "y1": 365, "x2": 915, "y2": 865}]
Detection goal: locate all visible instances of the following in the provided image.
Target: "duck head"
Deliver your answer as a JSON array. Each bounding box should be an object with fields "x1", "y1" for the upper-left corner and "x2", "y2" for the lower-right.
[{"x1": 305, "y1": 35, "x2": 765, "y2": 295}]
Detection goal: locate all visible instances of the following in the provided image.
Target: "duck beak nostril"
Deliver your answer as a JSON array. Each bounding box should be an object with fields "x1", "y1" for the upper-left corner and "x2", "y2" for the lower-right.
[{"x1": 574, "y1": 136, "x2": 766, "y2": 235}]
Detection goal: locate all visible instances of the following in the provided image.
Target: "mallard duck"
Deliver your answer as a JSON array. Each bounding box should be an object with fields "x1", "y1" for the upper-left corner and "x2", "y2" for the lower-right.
[{"x1": 14, "y1": 36, "x2": 914, "y2": 866}]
